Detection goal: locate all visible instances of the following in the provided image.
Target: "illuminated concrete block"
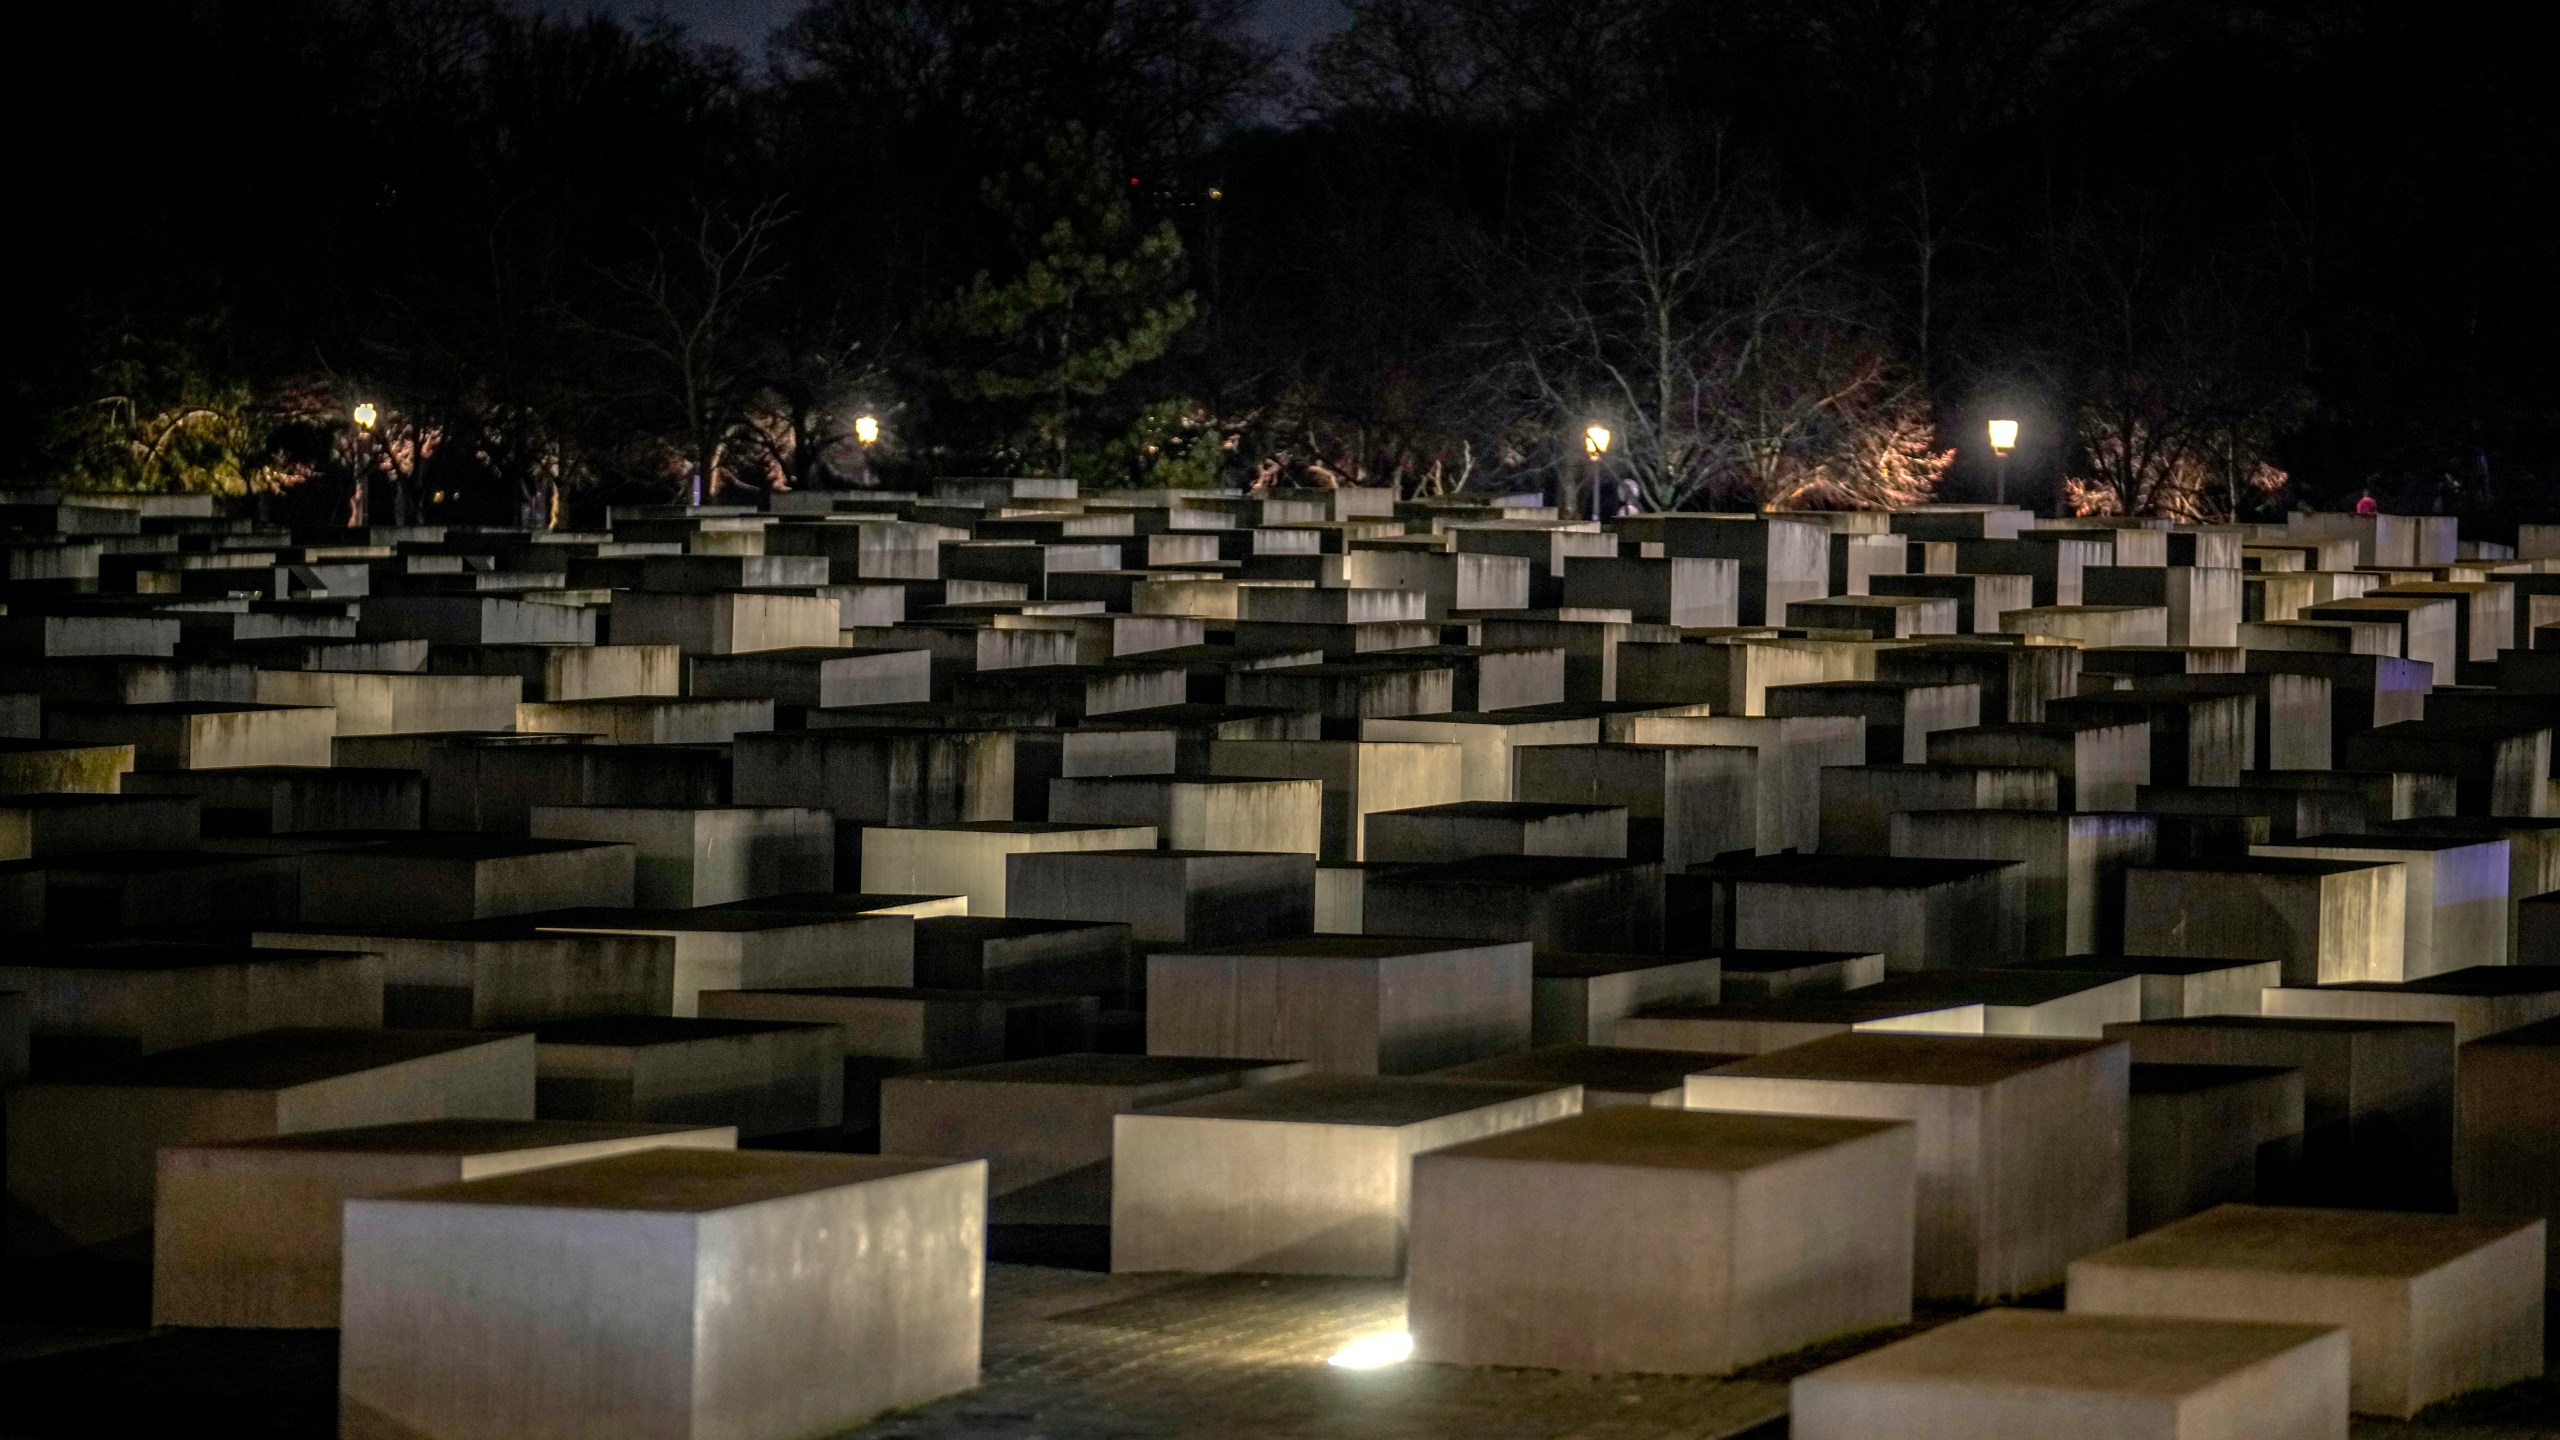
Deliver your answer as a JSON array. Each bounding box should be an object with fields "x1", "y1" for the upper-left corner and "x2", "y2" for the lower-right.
[
  {"x1": 48, "y1": 700, "x2": 336, "y2": 769},
  {"x1": 1433, "y1": 1043, "x2": 1732, "y2": 1107},
  {"x1": 0, "y1": 737, "x2": 135, "y2": 795},
  {"x1": 300, "y1": 836, "x2": 636, "y2": 925},
  {"x1": 910, "y1": 916, "x2": 1130, "y2": 995},
  {"x1": 2461, "y1": 1017, "x2": 2560, "y2": 1273},
  {"x1": 1816, "y1": 762, "x2": 2056, "y2": 856},
  {"x1": 2129, "y1": 1063, "x2": 2305, "y2": 1233},
  {"x1": 608, "y1": 588, "x2": 842, "y2": 654},
  {"x1": 260, "y1": 921, "x2": 675, "y2": 1027},
  {"x1": 6, "y1": 1027, "x2": 534, "y2": 1258},
  {"x1": 1876, "y1": 639, "x2": 2081, "y2": 722},
  {"x1": 2262, "y1": 966, "x2": 2560, "y2": 1044},
  {"x1": 1766, "y1": 679, "x2": 1980, "y2": 762},
  {"x1": 2103, "y1": 1016, "x2": 2454, "y2": 1211},
  {"x1": 1361, "y1": 709, "x2": 1601, "y2": 801},
  {"x1": 2251, "y1": 834, "x2": 2508, "y2": 981},
  {"x1": 1696, "y1": 854, "x2": 2011, "y2": 974},
  {"x1": 1514, "y1": 742, "x2": 1758, "y2": 865},
  {"x1": 1607, "y1": 713, "x2": 1865, "y2": 854},
  {"x1": 153, "y1": 1118, "x2": 735, "y2": 1328},
  {"x1": 1049, "y1": 774, "x2": 1322, "y2": 854},
  {"x1": 516, "y1": 696, "x2": 775, "y2": 745},
  {"x1": 1615, "y1": 995, "x2": 1989, "y2": 1054},
  {"x1": 1004, "y1": 847, "x2": 1313, "y2": 946},
  {"x1": 528, "y1": 1017, "x2": 843, "y2": 1136},
  {"x1": 1791, "y1": 1308, "x2": 2348, "y2": 1440},
  {"x1": 859, "y1": 820, "x2": 1156, "y2": 916},
  {"x1": 1532, "y1": 952, "x2": 1722, "y2": 1044},
  {"x1": 2069, "y1": 1204, "x2": 2543, "y2": 1418},
  {"x1": 697, "y1": 987, "x2": 1097, "y2": 1068},
  {"x1": 1110, "y1": 1075, "x2": 1578, "y2": 1276},
  {"x1": 531, "y1": 908, "x2": 908, "y2": 1017},
  {"x1": 529, "y1": 804, "x2": 832, "y2": 908},
  {"x1": 1408, "y1": 1108, "x2": 1915, "y2": 1374},
  {"x1": 879, "y1": 1053, "x2": 1307, "y2": 1221},
  {"x1": 1847, "y1": 969, "x2": 2144, "y2": 1037},
  {"x1": 1148, "y1": 935, "x2": 1531, "y2": 1074},
  {"x1": 1928, "y1": 718, "x2": 2150, "y2": 810},
  {"x1": 253, "y1": 669, "x2": 520, "y2": 735},
  {"x1": 1891, "y1": 810, "x2": 2155, "y2": 960},
  {"x1": 1204, "y1": 737, "x2": 1461, "y2": 861},
  {"x1": 1361, "y1": 856, "x2": 1663, "y2": 952},
  {"x1": 0, "y1": 944, "x2": 383, "y2": 1067},
  {"x1": 2010, "y1": 955, "x2": 2283, "y2": 1020},
  {"x1": 338, "y1": 1150, "x2": 984, "y2": 1440},
  {"x1": 2122, "y1": 858, "x2": 2406, "y2": 986},
  {"x1": 1713, "y1": 948, "x2": 1888, "y2": 1001},
  {"x1": 1686, "y1": 1034, "x2": 2128, "y2": 1301},
  {"x1": 687, "y1": 645, "x2": 930, "y2": 708},
  {"x1": 1364, "y1": 800, "x2": 1627, "y2": 862}
]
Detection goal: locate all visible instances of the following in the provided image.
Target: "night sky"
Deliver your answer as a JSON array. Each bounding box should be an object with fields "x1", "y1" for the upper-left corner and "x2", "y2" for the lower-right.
[{"x1": 557, "y1": 0, "x2": 1351, "y2": 54}]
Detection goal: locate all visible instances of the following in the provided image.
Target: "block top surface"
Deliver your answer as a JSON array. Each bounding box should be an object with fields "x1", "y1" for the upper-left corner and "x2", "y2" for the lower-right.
[
  {"x1": 1424, "y1": 1105, "x2": 1903, "y2": 1172},
  {"x1": 368, "y1": 1147, "x2": 958, "y2": 1213},
  {"x1": 530, "y1": 907, "x2": 855, "y2": 936},
  {"x1": 1436, "y1": 1044, "x2": 1737, "y2": 1093},
  {"x1": 704, "y1": 892, "x2": 962, "y2": 916},
  {"x1": 1395, "y1": 801, "x2": 1624, "y2": 821},
  {"x1": 2079, "y1": 1204, "x2": 2540, "y2": 1280},
  {"x1": 715, "y1": 985, "x2": 1085, "y2": 1009},
  {"x1": 182, "y1": 1118, "x2": 729, "y2": 1156},
  {"x1": 530, "y1": 1016, "x2": 828, "y2": 1046},
  {"x1": 1852, "y1": 969, "x2": 2137, "y2": 1007},
  {"x1": 916, "y1": 916, "x2": 1129, "y2": 943},
  {"x1": 1014, "y1": 848, "x2": 1303, "y2": 867},
  {"x1": 1808, "y1": 1307, "x2": 2340, "y2": 1395},
  {"x1": 2311, "y1": 965, "x2": 2560, "y2": 997},
  {"x1": 1703, "y1": 1033, "x2": 2121, "y2": 1087},
  {"x1": 2130, "y1": 1062, "x2": 2301, "y2": 1096},
  {"x1": 867, "y1": 820, "x2": 1155, "y2": 837},
  {"x1": 1634, "y1": 996, "x2": 1979, "y2": 1027},
  {"x1": 1368, "y1": 855, "x2": 1654, "y2": 887},
  {"x1": 1162, "y1": 935, "x2": 1523, "y2": 962},
  {"x1": 2266, "y1": 832, "x2": 2503, "y2": 855},
  {"x1": 2108, "y1": 1015, "x2": 2449, "y2": 1040},
  {"x1": 311, "y1": 835, "x2": 624, "y2": 863},
  {"x1": 0, "y1": 944, "x2": 373, "y2": 974},
  {"x1": 1138, "y1": 1075, "x2": 1571, "y2": 1128},
  {"x1": 1709, "y1": 948, "x2": 1886, "y2": 974},
  {"x1": 42, "y1": 1027, "x2": 515, "y2": 1092},
  {"x1": 2019, "y1": 954, "x2": 2278, "y2": 978},
  {"x1": 2136, "y1": 856, "x2": 2398, "y2": 879},
  {"x1": 895, "y1": 1053, "x2": 1301, "y2": 1088},
  {"x1": 1692, "y1": 854, "x2": 2011, "y2": 889},
  {"x1": 1534, "y1": 950, "x2": 1720, "y2": 980}
]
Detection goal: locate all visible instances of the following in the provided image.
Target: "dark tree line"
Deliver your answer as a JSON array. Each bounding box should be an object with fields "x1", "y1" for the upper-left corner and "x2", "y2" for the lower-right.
[{"x1": 7, "y1": 0, "x2": 2556, "y2": 527}]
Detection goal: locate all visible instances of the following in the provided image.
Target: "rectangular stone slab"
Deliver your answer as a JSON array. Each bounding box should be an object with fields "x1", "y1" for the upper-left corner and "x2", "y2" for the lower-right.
[
  {"x1": 1686, "y1": 1033, "x2": 2129, "y2": 1301},
  {"x1": 1432, "y1": 1043, "x2": 1741, "y2": 1107},
  {"x1": 1147, "y1": 935, "x2": 1532, "y2": 1074},
  {"x1": 0, "y1": 944, "x2": 384, "y2": 1066},
  {"x1": 527, "y1": 1016, "x2": 845, "y2": 1136},
  {"x1": 2259, "y1": 965, "x2": 2560, "y2": 1044},
  {"x1": 256, "y1": 921, "x2": 676, "y2": 1028},
  {"x1": 2068, "y1": 1203, "x2": 2543, "y2": 1418},
  {"x1": 531, "y1": 908, "x2": 909, "y2": 1017},
  {"x1": 879, "y1": 1053, "x2": 1308, "y2": 1221},
  {"x1": 7, "y1": 1026, "x2": 536, "y2": 1257},
  {"x1": 338, "y1": 1149, "x2": 984, "y2": 1440},
  {"x1": 2129, "y1": 1063, "x2": 2305, "y2": 1234},
  {"x1": 153, "y1": 1118, "x2": 737, "y2": 1327},
  {"x1": 1790, "y1": 1308, "x2": 2348, "y2": 1440},
  {"x1": 1530, "y1": 952, "x2": 1722, "y2": 1044},
  {"x1": 1110, "y1": 1075, "x2": 1578, "y2": 1276},
  {"x1": 1408, "y1": 1107, "x2": 1915, "y2": 1374}
]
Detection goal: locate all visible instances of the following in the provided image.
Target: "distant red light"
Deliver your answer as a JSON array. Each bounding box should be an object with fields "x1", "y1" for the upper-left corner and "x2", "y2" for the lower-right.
[{"x1": 1129, "y1": 177, "x2": 1140, "y2": 186}]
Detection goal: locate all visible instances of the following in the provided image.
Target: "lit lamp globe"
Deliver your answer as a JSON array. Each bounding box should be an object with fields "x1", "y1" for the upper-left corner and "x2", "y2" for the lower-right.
[
  {"x1": 1583, "y1": 424, "x2": 1612, "y2": 460},
  {"x1": 352, "y1": 403, "x2": 379, "y2": 430},
  {"x1": 854, "y1": 414, "x2": 880, "y2": 447},
  {"x1": 1987, "y1": 418, "x2": 2018, "y2": 455}
]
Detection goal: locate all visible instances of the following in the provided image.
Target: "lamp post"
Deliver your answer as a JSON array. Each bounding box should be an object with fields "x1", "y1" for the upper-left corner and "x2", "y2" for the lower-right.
[
  {"x1": 1582, "y1": 424, "x2": 1612, "y2": 521},
  {"x1": 1987, "y1": 417, "x2": 2019, "y2": 505},
  {"x1": 350, "y1": 403, "x2": 379, "y2": 527}
]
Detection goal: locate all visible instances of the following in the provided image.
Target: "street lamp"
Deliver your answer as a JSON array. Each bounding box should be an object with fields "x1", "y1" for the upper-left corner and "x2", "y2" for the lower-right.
[
  {"x1": 1987, "y1": 418, "x2": 2018, "y2": 505},
  {"x1": 1583, "y1": 424, "x2": 1612, "y2": 521},
  {"x1": 853, "y1": 414, "x2": 880, "y2": 447},
  {"x1": 350, "y1": 403, "x2": 380, "y2": 526}
]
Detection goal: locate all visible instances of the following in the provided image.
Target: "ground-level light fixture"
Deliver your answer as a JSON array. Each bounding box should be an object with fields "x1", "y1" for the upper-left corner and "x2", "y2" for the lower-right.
[
  {"x1": 1987, "y1": 418, "x2": 2019, "y2": 455},
  {"x1": 854, "y1": 414, "x2": 880, "y2": 446},
  {"x1": 352, "y1": 402, "x2": 379, "y2": 430},
  {"x1": 1327, "y1": 1331, "x2": 1413, "y2": 1369},
  {"x1": 1583, "y1": 424, "x2": 1612, "y2": 460}
]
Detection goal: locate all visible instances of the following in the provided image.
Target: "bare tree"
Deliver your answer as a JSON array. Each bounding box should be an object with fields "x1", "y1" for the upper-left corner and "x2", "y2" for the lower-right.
[
  {"x1": 601, "y1": 199, "x2": 789, "y2": 503},
  {"x1": 1499, "y1": 126, "x2": 1945, "y2": 513}
]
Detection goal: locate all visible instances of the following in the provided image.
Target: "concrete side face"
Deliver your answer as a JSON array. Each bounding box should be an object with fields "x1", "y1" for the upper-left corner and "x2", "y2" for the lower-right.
[{"x1": 1110, "y1": 1089, "x2": 1579, "y2": 1276}]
